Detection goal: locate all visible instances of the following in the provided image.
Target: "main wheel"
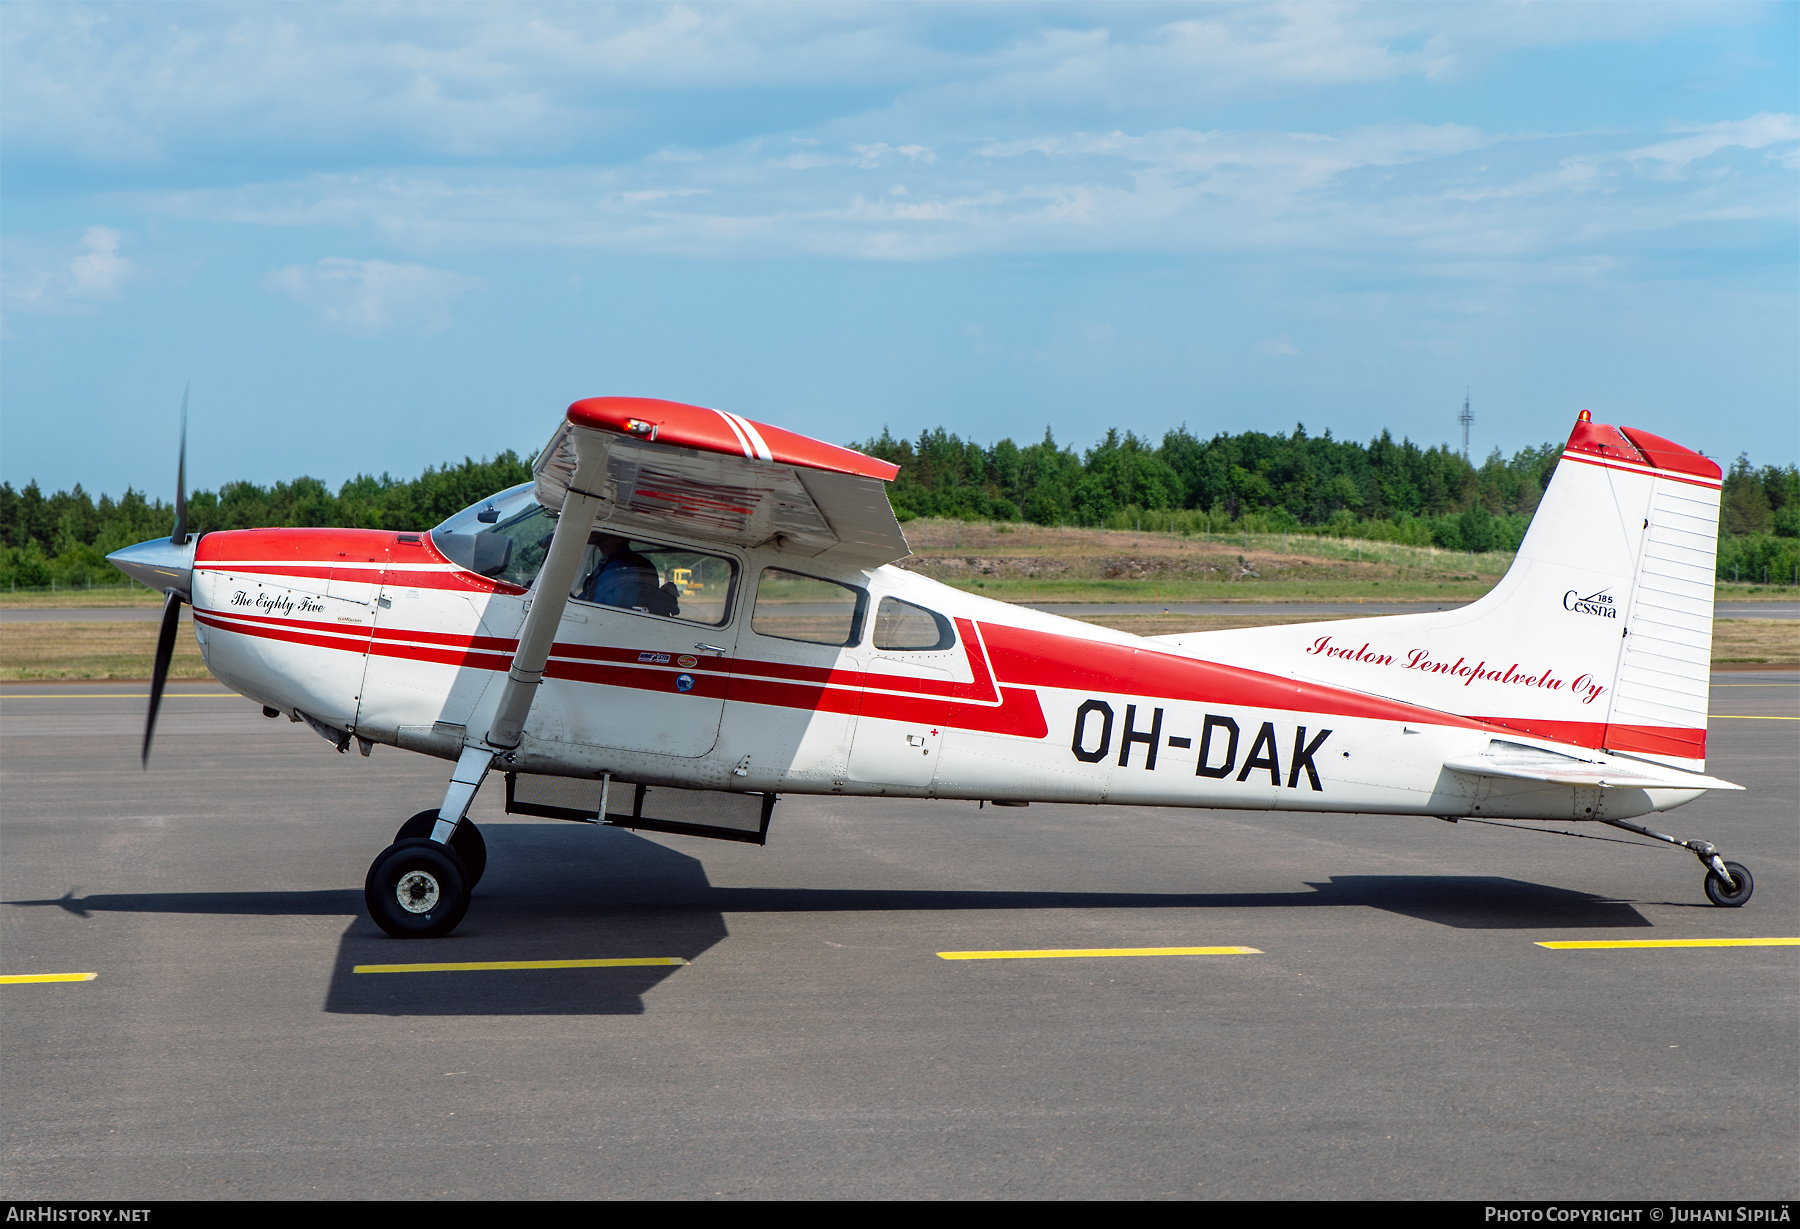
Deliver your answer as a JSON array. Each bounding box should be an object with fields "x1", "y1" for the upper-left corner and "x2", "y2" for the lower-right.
[
  {"x1": 1704, "y1": 860, "x2": 1754, "y2": 908},
  {"x1": 364, "y1": 838, "x2": 470, "y2": 938},
  {"x1": 394, "y1": 810, "x2": 487, "y2": 890}
]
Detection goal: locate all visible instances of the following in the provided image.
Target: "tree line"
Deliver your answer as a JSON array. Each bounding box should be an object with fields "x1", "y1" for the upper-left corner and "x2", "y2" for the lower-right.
[
  {"x1": 859, "y1": 423, "x2": 1799, "y2": 577},
  {"x1": 2, "y1": 425, "x2": 1795, "y2": 590},
  {"x1": 0, "y1": 453, "x2": 533, "y2": 590},
  {"x1": 861, "y1": 423, "x2": 1559, "y2": 550}
]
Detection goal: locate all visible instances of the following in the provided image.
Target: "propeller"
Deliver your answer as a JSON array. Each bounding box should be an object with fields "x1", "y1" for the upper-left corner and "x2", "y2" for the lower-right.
[
  {"x1": 172, "y1": 384, "x2": 188, "y2": 546},
  {"x1": 140, "y1": 386, "x2": 189, "y2": 766},
  {"x1": 143, "y1": 590, "x2": 183, "y2": 765}
]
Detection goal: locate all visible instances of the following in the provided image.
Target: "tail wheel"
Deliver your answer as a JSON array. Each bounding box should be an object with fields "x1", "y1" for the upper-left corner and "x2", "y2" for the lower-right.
[
  {"x1": 1704, "y1": 860, "x2": 1753, "y2": 908},
  {"x1": 365, "y1": 838, "x2": 470, "y2": 938},
  {"x1": 394, "y1": 809, "x2": 488, "y2": 890}
]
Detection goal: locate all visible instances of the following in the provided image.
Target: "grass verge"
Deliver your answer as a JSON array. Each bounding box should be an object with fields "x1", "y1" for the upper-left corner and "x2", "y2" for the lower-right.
[
  {"x1": 0, "y1": 622, "x2": 213, "y2": 681},
  {"x1": 933, "y1": 577, "x2": 1500, "y2": 604},
  {"x1": 0, "y1": 586, "x2": 166, "y2": 609}
]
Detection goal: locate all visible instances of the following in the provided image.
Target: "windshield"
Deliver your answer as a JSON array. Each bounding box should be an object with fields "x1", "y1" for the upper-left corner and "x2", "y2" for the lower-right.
[{"x1": 431, "y1": 482, "x2": 556, "y2": 590}]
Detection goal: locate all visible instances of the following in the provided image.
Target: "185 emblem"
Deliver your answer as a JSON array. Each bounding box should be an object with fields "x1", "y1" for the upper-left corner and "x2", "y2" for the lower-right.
[{"x1": 1563, "y1": 588, "x2": 1617, "y2": 619}]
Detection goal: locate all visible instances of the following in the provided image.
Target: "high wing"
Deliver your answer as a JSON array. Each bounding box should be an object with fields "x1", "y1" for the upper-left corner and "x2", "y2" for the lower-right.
[
  {"x1": 476, "y1": 397, "x2": 907, "y2": 788},
  {"x1": 533, "y1": 396, "x2": 908, "y2": 568}
]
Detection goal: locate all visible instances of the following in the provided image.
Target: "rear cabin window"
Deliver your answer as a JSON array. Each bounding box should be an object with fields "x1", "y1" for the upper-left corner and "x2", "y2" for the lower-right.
[
  {"x1": 872, "y1": 597, "x2": 956, "y2": 652},
  {"x1": 751, "y1": 568, "x2": 867, "y2": 646},
  {"x1": 572, "y1": 537, "x2": 737, "y2": 626}
]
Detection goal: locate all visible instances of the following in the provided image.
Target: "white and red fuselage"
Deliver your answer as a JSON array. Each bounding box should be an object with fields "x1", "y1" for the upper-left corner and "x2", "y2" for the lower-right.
[{"x1": 183, "y1": 402, "x2": 1727, "y2": 829}]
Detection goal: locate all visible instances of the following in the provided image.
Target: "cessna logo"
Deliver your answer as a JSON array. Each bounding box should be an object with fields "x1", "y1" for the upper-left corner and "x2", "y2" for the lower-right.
[
  {"x1": 1070, "y1": 700, "x2": 1331, "y2": 791},
  {"x1": 1563, "y1": 588, "x2": 1618, "y2": 619}
]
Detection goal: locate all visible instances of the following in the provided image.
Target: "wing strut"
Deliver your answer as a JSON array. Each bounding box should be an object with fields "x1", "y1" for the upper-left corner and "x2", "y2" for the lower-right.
[
  {"x1": 427, "y1": 430, "x2": 610, "y2": 844},
  {"x1": 487, "y1": 432, "x2": 608, "y2": 751}
]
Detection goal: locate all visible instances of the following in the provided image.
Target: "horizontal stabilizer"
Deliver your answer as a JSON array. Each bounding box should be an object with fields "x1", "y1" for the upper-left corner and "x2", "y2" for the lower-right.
[{"x1": 1443, "y1": 741, "x2": 1741, "y2": 791}]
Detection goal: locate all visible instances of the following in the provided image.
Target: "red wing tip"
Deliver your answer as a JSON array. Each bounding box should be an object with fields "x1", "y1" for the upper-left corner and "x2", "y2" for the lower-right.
[{"x1": 566, "y1": 396, "x2": 899, "y2": 482}]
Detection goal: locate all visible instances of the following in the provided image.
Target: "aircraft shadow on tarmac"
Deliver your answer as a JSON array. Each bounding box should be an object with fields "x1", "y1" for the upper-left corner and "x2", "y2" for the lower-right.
[{"x1": 8, "y1": 826, "x2": 1649, "y2": 1016}]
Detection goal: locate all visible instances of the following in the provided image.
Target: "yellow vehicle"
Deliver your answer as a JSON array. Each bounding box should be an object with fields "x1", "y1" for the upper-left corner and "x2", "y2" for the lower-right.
[{"x1": 669, "y1": 566, "x2": 704, "y2": 596}]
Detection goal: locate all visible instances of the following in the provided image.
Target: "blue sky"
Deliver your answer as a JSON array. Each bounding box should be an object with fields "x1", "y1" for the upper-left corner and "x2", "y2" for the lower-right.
[{"x1": 3, "y1": 2, "x2": 1796, "y2": 498}]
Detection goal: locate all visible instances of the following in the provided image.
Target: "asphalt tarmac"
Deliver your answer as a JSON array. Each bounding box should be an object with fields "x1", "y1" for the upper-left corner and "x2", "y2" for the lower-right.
[{"x1": 2, "y1": 677, "x2": 1794, "y2": 1199}]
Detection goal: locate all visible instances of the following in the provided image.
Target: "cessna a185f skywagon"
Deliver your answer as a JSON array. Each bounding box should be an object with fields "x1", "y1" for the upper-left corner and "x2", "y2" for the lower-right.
[{"x1": 109, "y1": 397, "x2": 1753, "y2": 938}]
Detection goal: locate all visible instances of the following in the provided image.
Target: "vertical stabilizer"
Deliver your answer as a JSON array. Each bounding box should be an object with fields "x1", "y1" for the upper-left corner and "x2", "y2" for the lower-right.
[{"x1": 1152, "y1": 414, "x2": 1725, "y2": 770}]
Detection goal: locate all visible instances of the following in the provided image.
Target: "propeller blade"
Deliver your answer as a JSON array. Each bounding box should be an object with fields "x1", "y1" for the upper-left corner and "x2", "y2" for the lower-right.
[
  {"x1": 142, "y1": 591, "x2": 183, "y2": 766},
  {"x1": 171, "y1": 384, "x2": 188, "y2": 545}
]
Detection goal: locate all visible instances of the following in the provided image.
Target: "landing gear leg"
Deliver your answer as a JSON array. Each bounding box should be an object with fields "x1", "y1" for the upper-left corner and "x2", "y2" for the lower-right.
[
  {"x1": 363, "y1": 747, "x2": 495, "y2": 938},
  {"x1": 1601, "y1": 817, "x2": 1754, "y2": 908}
]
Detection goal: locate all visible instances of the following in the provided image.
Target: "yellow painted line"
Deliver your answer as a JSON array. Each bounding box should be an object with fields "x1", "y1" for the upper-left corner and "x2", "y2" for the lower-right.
[
  {"x1": 1537, "y1": 938, "x2": 1800, "y2": 950},
  {"x1": 1, "y1": 972, "x2": 97, "y2": 983},
  {"x1": 1713, "y1": 714, "x2": 1800, "y2": 720},
  {"x1": 353, "y1": 957, "x2": 688, "y2": 974},
  {"x1": 937, "y1": 946, "x2": 1261, "y2": 961}
]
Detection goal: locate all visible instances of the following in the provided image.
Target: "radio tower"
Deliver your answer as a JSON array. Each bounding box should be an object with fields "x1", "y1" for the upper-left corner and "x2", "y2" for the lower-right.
[{"x1": 1458, "y1": 390, "x2": 1473, "y2": 459}]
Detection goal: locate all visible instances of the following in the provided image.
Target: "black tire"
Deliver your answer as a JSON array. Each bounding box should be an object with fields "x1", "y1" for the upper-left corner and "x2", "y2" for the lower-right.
[
  {"x1": 364, "y1": 838, "x2": 470, "y2": 938},
  {"x1": 1704, "y1": 860, "x2": 1754, "y2": 908},
  {"x1": 394, "y1": 810, "x2": 487, "y2": 890}
]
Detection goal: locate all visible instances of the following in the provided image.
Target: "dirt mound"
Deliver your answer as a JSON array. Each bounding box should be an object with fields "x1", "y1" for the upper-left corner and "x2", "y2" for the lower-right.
[{"x1": 897, "y1": 555, "x2": 1072, "y2": 579}]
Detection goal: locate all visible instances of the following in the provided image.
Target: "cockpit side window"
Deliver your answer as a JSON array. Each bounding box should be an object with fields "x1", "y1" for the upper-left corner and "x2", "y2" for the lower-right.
[
  {"x1": 430, "y1": 482, "x2": 555, "y2": 590},
  {"x1": 572, "y1": 536, "x2": 737, "y2": 627},
  {"x1": 872, "y1": 597, "x2": 956, "y2": 652}
]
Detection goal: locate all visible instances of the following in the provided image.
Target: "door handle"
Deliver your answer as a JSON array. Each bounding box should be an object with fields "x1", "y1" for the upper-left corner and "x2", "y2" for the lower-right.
[{"x1": 694, "y1": 643, "x2": 727, "y2": 655}]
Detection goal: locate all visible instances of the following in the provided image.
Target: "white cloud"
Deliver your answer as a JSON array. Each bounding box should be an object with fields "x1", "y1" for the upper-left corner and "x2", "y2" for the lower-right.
[
  {"x1": 12, "y1": 7, "x2": 1787, "y2": 276},
  {"x1": 139, "y1": 105, "x2": 1794, "y2": 268},
  {"x1": 1626, "y1": 112, "x2": 1800, "y2": 174},
  {"x1": 67, "y1": 226, "x2": 130, "y2": 297},
  {"x1": 850, "y1": 143, "x2": 937, "y2": 168},
  {"x1": 1, "y1": 4, "x2": 1740, "y2": 170},
  {"x1": 264, "y1": 257, "x2": 479, "y2": 333},
  {"x1": 3, "y1": 225, "x2": 133, "y2": 314},
  {"x1": 1257, "y1": 335, "x2": 1299, "y2": 357}
]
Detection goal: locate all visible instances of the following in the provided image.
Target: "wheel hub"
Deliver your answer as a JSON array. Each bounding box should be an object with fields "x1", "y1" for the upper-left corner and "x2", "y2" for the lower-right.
[{"x1": 395, "y1": 869, "x2": 440, "y2": 914}]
